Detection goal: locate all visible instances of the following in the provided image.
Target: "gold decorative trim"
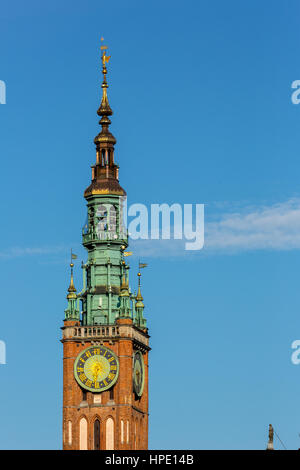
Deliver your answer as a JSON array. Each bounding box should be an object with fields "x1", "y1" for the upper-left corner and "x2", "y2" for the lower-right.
[{"x1": 85, "y1": 189, "x2": 124, "y2": 196}]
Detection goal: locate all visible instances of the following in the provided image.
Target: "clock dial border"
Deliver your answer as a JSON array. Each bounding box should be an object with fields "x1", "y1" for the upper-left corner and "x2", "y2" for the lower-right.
[{"x1": 73, "y1": 345, "x2": 119, "y2": 393}]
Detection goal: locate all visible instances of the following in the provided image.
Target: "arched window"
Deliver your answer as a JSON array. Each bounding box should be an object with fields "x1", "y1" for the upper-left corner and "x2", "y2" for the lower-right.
[
  {"x1": 68, "y1": 420, "x2": 72, "y2": 446},
  {"x1": 96, "y1": 204, "x2": 108, "y2": 233},
  {"x1": 101, "y1": 149, "x2": 105, "y2": 166},
  {"x1": 106, "y1": 417, "x2": 114, "y2": 450},
  {"x1": 127, "y1": 420, "x2": 130, "y2": 444},
  {"x1": 94, "y1": 419, "x2": 100, "y2": 450},
  {"x1": 108, "y1": 205, "x2": 117, "y2": 232},
  {"x1": 120, "y1": 419, "x2": 124, "y2": 444},
  {"x1": 79, "y1": 417, "x2": 88, "y2": 450}
]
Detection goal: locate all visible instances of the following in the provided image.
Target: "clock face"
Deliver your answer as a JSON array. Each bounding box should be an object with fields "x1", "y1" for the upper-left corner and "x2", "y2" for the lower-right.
[
  {"x1": 133, "y1": 351, "x2": 145, "y2": 397},
  {"x1": 74, "y1": 346, "x2": 119, "y2": 393}
]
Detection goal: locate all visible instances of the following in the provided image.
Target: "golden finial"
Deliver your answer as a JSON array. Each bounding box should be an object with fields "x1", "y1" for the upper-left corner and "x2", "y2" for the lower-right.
[
  {"x1": 98, "y1": 37, "x2": 112, "y2": 117},
  {"x1": 136, "y1": 262, "x2": 147, "y2": 303},
  {"x1": 67, "y1": 250, "x2": 77, "y2": 298},
  {"x1": 120, "y1": 269, "x2": 130, "y2": 297},
  {"x1": 136, "y1": 272, "x2": 143, "y2": 302},
  {"x1": 121, "y1": 272, "x2": 129, "y2": 289},
  {"x1": 67, "y1": 271, "x2": 76, "y2": 298}
]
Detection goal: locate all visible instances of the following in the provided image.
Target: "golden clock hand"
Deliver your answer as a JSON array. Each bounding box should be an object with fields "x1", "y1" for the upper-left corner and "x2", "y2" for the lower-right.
[{"x1": 92, "y1": 361, "x2": 103, "y2": 382}]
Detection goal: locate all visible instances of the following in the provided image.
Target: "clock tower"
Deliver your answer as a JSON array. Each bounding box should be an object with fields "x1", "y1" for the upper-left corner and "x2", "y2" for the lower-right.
[{"x1": 61, "y1": 40, "x2": 150, "y2": 451}]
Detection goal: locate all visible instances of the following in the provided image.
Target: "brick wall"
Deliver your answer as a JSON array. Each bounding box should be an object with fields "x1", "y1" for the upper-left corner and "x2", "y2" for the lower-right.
[{"x1": 62, "y1": 318, "x2": 149, "y2": 450}]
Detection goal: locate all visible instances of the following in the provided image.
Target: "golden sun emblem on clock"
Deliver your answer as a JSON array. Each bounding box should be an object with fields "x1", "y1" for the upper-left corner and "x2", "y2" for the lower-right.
[{"x1": 87, "y1": 359, "x2": 104, "y2": 382}]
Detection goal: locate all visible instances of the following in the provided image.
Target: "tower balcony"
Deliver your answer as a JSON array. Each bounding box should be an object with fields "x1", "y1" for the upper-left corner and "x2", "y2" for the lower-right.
[
  {"x1": 62, "y1": 323, "x2": 150, "y2": 351},
  {"x1": 82, "y1": 228, "x2": 128, "y2": 245}
]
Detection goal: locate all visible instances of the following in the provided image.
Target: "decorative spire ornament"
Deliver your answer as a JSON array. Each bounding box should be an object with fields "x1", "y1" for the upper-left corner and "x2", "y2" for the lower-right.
[
  {"x1": 67, "y1": 250, "x2": 77, "y2": 297},
  {"x1": 136, "y1": 272, "x2": 144, "y2": 304},
  {"x1": 97, "y1": 37, "x2": 113, "y2": 117},
  {"x1": 64, "y1": 250, "x2": 80, "y2": 321},
  {"x1": 135, "y1": 270, "x2": 146, "y2": 328},
  {"x1": 84, "y1": 38, "x2": 125, "y2": 198}
]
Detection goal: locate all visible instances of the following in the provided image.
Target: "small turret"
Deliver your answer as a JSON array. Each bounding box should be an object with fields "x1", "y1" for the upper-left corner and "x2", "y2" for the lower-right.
[
  {"x1": 135, "y1": 271, "x2": 146, "y2": 328},
  {"x1": 119, "y1": 261, "x2": 131, "y2": 318},
  {"x1": 64, "y1": 254, "x2": 80, "y2": 321}
]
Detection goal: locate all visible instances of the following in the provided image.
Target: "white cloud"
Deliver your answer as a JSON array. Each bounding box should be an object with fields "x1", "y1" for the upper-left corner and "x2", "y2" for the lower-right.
[
  {"x1": 0, "y1": 245, "x2": 68, "y2": 259},
  {"x1": 206, "y1": 198, "x2": 300, "y2": 252},
  {"x1": 131, "y1": 198, "x2": 300, "y2": 257}
]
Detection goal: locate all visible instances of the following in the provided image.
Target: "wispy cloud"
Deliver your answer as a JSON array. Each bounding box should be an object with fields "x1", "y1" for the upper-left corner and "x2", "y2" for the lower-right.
[
  {"x1": 0, "y1": 245, "x2": 69, "y2": 259},
  {"x1": 206, "y1": 198, "x2": 300, "y2": 253},
  {"x1": 131, "y1": 198, "x2": 300, "y2": 257}
]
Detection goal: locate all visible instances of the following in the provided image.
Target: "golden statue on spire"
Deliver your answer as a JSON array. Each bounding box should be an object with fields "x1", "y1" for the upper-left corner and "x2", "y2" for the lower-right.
[{"x1": 101, "y1": 37, "x2": 111, "y2": 70}]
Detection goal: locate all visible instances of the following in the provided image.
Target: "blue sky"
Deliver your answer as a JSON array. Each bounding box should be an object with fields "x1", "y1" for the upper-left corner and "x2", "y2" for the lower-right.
[{"x1": 0, "y1": 0, "x2": 300, "y2": 450}]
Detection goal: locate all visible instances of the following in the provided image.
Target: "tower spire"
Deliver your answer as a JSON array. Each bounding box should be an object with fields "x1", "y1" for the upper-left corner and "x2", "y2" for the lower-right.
[
  {"x1": 64, "y1": 251, "x2": 80, "y2": 321},
  {"x1": 97, "y1": 37, "x2": 113, "y2": 117},
  {"x1": 136, "y1": 271, "x2": 144, "y2": 303},
  {"x1": 135, "y1": 270, "x2": 146, "y2": 328},
  {"x1": 84, "y1": 37, "x2": 125, "y2": 198},
  {"x1": 67, "y1": 249, "x2": 77, "y2": 297},
  {"x1": 67, "y1": 261, "x2": 76, "y2": 297}
]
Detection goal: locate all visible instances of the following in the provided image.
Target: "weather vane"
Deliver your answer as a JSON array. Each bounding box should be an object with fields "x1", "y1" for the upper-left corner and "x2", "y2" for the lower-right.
[
  {"x1": 97, "y1": 37, "x2": 113, "y2": 116},
  {"x1": 100, "y1": 37, "x2": 111, "y2": 78}
]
